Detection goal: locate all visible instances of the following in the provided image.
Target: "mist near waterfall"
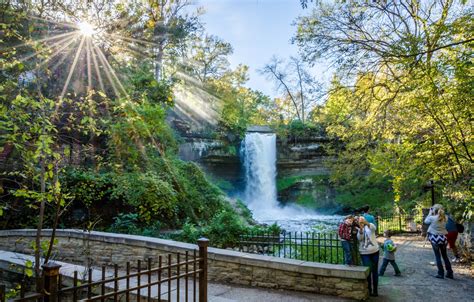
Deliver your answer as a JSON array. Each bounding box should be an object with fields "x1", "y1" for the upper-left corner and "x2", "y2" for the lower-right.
[{"x1": 241, "y1": 132, "x2": 340, "y2": 230}]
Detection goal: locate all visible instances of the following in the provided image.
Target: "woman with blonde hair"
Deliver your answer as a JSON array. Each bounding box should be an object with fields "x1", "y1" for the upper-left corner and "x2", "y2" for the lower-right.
[
  {"x1": 357, "y1": 216, "x2": 380, "y2": 297},
  {"x1": 424, "y1": 204, "x2": 453, "y2": 279}
]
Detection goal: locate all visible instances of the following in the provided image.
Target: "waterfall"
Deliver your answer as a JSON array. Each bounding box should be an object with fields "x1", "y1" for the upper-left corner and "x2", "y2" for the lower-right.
[
  {"x1": 241, "y1": 131, "x2": 341, "y2": 227},
  {"x1": 241, "y1": 132, "x2": 279, "y2": 219}
]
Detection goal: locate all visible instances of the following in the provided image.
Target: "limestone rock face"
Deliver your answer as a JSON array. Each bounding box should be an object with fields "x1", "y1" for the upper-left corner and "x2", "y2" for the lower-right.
[
  {"x1": 277, "y1": 136, "x2": 333, "y2": 177},
  {"x1": 175, "y1": 130, "x2": 338, "y2": 210}
]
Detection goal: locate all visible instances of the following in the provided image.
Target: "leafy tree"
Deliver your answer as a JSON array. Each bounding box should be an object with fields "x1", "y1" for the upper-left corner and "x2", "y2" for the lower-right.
[
  {"x1": 208, "y1": 65, "x2": 272, "y2": 137},
  {"x1": 296, "y1": 0, "x2": 473, "y2": 217},
  {"x1": 185, "y1": 34, "x2": 233, "y2": 82},
  {"x1": 261, "y1": 56, "x2": 319, "y2": 124}
]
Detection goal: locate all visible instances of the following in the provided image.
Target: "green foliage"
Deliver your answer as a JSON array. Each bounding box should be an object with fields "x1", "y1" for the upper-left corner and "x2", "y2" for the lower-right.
[
  {"x1": 296, "y1": 1, "x2": 473, "y2": 218},
  {"x1": 61, "y1": 169, "x2": 111, "y2": 207},
  {"x1": 178, "y1": 222, "x2": 202, "y2": 243},
  {"x1": 173, "y1": 211, "x2": 281, "y2": 248},
  {"x1": 123, "y1": 61, "x2": 174, "y2": 105},
  {"x1": 277, "y1": 176, "x2": 307, "y2": 191},
  {"x1": 109, "y1": 213, "x2": 141, "y2": 234},
  {"x1": 205, "y1": 210, "x2": 247, "y2": 248},
  {"x1": 235, "y1": 199, "x2": 253, "y2": 222},
  {"x1": 208, "y1": 65, "x2": 272, "y2": 138},
  {"x1": 296, "y1": 194, "x2": 314, "y2": 208},
  {"x1": 109, "y1": 213, "x2": 162, "y2": 237},
  {"x1": 112, "y1": 171, "x2": 178, "y2": 222}
]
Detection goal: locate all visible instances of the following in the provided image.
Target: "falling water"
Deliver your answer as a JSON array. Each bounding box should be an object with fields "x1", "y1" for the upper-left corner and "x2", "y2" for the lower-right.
[
  {"x1": 241, "y1": 131, "x2": 341, "y2": 231},
  {"x1": 242, "y1": 132, "x2": 279, "y2": 217}
]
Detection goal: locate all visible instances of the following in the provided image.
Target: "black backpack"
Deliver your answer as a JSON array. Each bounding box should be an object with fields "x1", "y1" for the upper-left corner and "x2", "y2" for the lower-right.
[{"x1": 456, "y1": 223, "x2": 465, "y2": 233}]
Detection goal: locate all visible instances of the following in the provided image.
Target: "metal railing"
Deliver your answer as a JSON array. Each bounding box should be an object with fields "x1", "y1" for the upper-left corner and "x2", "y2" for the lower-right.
[
  {"x1": 237, "y1": 212, "x2": 423, "y2": 265},
  {"x1": 1, "y1": 238, "x2": 209, "y2": 302},
  {"x1": 238, "y1": 231, "x2": 344, "y2": 264},
  {"x1": 376, "y1": 212, "x2": 423, "y2": 235}
]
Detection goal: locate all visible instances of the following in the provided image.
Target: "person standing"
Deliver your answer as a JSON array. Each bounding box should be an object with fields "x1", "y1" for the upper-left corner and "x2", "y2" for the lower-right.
[
  {"x1": 350, "y1": 216, "x2": 361, "y2": 265},
  {"x1": 357, "y1": 216, "x2": 380, "y2": 297},
  {"x1": 338, "y1": 215, "x2": 354, "y2": 265},
  {"x1": 445, "y1": 214, "x2": 461, "y2": 263},
  {"x1": 379, "y1": 230, "x2": 401, "y2": 276},
  {"x1": 362, "y1": 205, "x2": 377, "y2": 227},
  {"x1": 424, "y1": 204, "x2": 453, "y2": 279}
]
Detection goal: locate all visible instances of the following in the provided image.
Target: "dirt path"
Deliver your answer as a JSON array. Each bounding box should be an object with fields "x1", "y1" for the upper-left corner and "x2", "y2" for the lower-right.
[{"x1": 374, "y1": 234, "x2": 474, "y2": 302}]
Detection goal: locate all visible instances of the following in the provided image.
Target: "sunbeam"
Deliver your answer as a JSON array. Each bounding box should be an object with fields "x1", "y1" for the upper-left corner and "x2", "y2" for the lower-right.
[
  {"x1": 92, "y1": 44, "x2": 120, "y2": 97},
  {"x1": 90, "y1": 41, "x2": 105, "y2": 92},
  {"x1": 18, "y1": 33, "x2": 76, "y2": 63},
  {"x1": 33, "y1": 35, "x2": 79, "y2": 71},
  {"x1": 2, "y1": 31, "x2": 77, "y2": 51},
  {"x1": 86, "y1": 38, "x2": 92, "y2": 92},
  {"x1": 59, "y1": 36, "x2": 86, "y2": 101},
  {"x1": 95, "y1": 47, "x2": 128, "y2": 96}
]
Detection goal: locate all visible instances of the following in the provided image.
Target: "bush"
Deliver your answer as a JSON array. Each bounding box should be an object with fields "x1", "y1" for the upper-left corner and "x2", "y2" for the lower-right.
[
  {"x1": 109, "y1": 213, "x2": 161, "y2": 237},
  {"x1": 205, "y1": 210, "x2": 247, "y2": 248},
  {"x1": 111, "y1": 171, "x2": 178, "y2": 223},
  {"x1": 109, "y1": 213, "x2": 141, "y2": 234}
]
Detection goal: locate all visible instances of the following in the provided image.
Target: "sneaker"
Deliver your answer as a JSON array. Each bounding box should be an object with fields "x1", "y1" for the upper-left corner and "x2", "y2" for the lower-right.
[
  {"x1": 446, "y1": 274, "x2": 454, "y2": 279},
  {"x1": 434, "y1": 274, "x2": 444, "y2": 279},
  {"x1": 429, "y1": 261, "x2": 436, "y2": 266}
]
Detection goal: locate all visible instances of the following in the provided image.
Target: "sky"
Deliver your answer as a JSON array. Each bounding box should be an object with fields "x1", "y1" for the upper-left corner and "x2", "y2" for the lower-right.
[{"x1": 195, "y1": 0, "x2": 313, "y2": 98}]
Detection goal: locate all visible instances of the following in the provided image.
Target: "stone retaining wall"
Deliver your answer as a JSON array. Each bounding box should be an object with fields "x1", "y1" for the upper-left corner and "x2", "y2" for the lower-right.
[{"x1": 0, "y1": 229, "x2": 369, "y2": 300}]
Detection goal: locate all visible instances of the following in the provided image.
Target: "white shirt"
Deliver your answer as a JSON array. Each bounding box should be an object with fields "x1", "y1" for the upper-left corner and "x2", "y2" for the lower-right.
[{"x1": 357, "y1": 223, "x2": 379, "y2": 255}]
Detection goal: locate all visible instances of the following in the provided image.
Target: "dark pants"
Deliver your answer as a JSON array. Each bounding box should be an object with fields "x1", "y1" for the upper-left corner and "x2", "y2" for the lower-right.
[
  {"x1": 341, "y1": 241, "x2": 352, "y2": 264},
  {"x1": 350, "y1": 240, "x2": 360, "y2": 265},
  {"x1": 379, "y1": 258, "x2": 400, "y2": 275},
  {"x1": 431, "y1": 242, "x2": 453, "y2": 276},
  {"x1": 361, "y1": 251, "x2": 380, "y2": 294}
]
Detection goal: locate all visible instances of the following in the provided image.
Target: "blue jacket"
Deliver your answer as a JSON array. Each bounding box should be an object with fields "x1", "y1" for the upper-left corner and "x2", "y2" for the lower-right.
[{"x1": 446, "y1": 216, "x2": 457, "y2": 232}]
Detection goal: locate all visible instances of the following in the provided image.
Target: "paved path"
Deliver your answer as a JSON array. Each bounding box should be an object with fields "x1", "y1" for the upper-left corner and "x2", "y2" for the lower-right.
[
  {"x1": 1, "y1": 235, "x2": 472, "y2": 301},
  {"x1": 208, "y1": 282, "x2": 351, "y2": 302},
  {"x1": 208, "y1": 234, "x2": 474, "y2": 302},
  {"x1": 374, "y1": 234, "x2": 473, "y2": 302}
]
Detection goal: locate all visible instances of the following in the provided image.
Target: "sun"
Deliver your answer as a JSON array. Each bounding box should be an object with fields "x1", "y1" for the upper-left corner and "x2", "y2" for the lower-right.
[{"x1": 77, "y1": 21, "x2": 96, "y2": 37}]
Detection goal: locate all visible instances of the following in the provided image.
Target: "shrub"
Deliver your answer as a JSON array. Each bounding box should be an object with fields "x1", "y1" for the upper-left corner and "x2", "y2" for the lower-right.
[{"x1": 109, "y1": 213, "x2": 140, "y2": 234}]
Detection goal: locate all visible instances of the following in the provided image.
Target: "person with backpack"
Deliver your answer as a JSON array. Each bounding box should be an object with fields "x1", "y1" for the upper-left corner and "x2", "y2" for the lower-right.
[
  {"x1": 379, "y1": 230, "x2": 401, "y2": 276},
  {"x1": 446, "y1": 213, "x2": 462, "y2": 263},
  {"x1": 424, "y1": 204, "x2": 453, "y2": 279},
  {"x1": 338, "y1": 215, "x2": 355, "y2": 265}
]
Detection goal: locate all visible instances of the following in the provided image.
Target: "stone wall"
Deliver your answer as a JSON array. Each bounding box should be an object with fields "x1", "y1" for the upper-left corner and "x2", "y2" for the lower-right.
[{"x1": 0, "y1": 229, "x2": 369, "y2": 300}]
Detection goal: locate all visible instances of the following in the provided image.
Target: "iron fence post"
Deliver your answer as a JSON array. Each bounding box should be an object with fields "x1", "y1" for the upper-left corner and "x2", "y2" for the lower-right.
[
  {"x1": 0, "y1": 284, "x2": 5, "y2": 302},
  {"x1": 398, "y1": 215, "x2": 402, "y2": 232},
  {"x1": 198, "y1": 237, "x2": 209, "y2": 302},
  {"x1": 42, "y1": 262, "x2": 61, "y2": 302}
]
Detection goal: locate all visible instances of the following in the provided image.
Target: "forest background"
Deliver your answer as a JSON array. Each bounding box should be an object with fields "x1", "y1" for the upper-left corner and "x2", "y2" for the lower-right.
[{"x1": 0, "y1": 0, "x2": 472, "y2": 278}]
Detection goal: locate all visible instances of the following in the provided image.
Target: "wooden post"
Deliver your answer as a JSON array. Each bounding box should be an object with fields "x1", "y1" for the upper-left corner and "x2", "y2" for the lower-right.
[
  {"x1": 198, "y1": 238, "x2": 209, "y2": 302},
  {"x1": 42, "y1": 262, "x2": 61, "y2": 302}
]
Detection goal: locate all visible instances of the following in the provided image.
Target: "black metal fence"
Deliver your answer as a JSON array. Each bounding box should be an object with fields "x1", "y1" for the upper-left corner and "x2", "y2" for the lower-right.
[
  {"x1": 1, "y1": 238, "x2": 209, "y2": 302},
  {"x1": 238, "y1": 231, "x2": 344, "y2": 264},
  {"x1": 376, "y1": 212, "x2": 423, "y2": 235},
  {"x1": 237, "y1": 212, "x2": 423, "y2": 265}
]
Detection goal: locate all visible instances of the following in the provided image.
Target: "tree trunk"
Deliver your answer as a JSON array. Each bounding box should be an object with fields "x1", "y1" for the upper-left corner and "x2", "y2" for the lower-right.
[{"x1": 35, "y1": 158, "x2": 46, "y2": 291}]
